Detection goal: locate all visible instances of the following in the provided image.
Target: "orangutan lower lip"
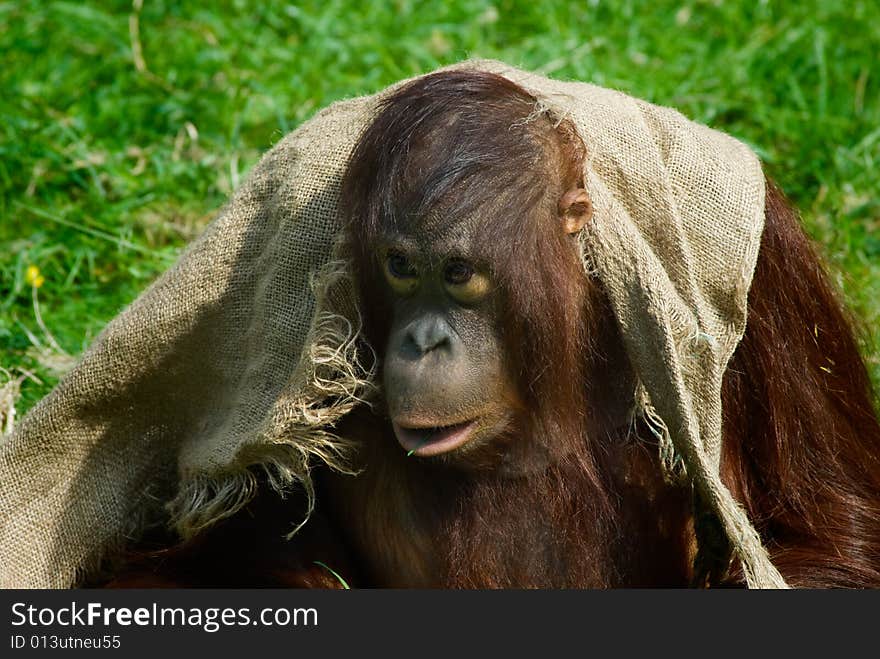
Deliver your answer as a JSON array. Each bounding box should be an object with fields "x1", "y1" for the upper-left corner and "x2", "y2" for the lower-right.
[{"x1": 392, "y1": 419, "x2": 477, "y2": 457}]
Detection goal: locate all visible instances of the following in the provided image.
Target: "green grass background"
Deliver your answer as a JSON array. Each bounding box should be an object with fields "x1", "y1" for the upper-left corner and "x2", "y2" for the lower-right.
[{"x1": 2, "y1": 0, "x2": 878, "y2": 416}]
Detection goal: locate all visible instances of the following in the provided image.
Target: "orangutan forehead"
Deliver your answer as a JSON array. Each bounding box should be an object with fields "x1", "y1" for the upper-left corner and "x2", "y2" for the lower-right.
[
  {"x1": 385, "y1": 152, "x2": 560, "y2": 253},
  {"x1": 384, "y1": 116, "x2": 562, "y2": 225},
  {"x1": 384, "y1": 188, "x2": 554, "y2": 260}
]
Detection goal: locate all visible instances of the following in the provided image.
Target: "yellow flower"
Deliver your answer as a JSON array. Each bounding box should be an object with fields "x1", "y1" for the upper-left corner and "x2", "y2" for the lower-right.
[{"x1": 25, "y1": 265, "x2": 45, "y2": 289}]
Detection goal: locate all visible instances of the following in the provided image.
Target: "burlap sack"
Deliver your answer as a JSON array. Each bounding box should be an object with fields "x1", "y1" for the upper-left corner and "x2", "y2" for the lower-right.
[{"x1": 0, "y1": 60, "x2": 787, "y2": 588}]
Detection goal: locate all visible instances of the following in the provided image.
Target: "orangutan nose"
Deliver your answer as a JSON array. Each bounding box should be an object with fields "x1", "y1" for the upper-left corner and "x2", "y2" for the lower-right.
[{"x1": 406, "y1": 315, "x2": 453, "y2": 356}]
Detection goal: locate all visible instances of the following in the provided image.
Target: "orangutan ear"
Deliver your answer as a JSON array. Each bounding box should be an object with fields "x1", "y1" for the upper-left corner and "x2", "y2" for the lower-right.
[{"x1": 558, "y1": 187, "x2": 592, "y2": 235}]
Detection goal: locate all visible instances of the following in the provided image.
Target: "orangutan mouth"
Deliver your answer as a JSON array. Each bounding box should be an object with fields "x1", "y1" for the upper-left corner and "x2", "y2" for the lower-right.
[{"x1": 392, "y1": 419, "x2": 477, "y2": 457}]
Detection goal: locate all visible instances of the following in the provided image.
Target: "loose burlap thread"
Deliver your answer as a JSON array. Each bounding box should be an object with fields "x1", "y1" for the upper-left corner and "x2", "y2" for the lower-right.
[{"x1": 0, "y1": 60, "x2": 787, "y2": 588}]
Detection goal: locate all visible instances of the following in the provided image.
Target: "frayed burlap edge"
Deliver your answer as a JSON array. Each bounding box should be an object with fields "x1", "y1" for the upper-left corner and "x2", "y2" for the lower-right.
[{"x1": 167, "y1": 251, "x2": 376, "y2": 541}]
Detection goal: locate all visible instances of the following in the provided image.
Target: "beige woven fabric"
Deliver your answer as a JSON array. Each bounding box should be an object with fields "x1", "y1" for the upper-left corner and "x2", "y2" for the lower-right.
[{"x1": 0, "y1": 60, "x2": 787, "y2": 588}]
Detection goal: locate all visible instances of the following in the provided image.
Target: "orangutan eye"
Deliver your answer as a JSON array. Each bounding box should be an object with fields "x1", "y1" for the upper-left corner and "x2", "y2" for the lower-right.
[
  {"x1": 386, "y1": 252, "x2": 417, "y2": 279},
  {"x1": 444, "y1": 259, "x2": 490, "y2": 304},
  {"x1": 383, "y1": 251, "x2": 419, "y2": 296},
  {"x1": 444, "y1": 259, "x2": 473, "y2": 285}
]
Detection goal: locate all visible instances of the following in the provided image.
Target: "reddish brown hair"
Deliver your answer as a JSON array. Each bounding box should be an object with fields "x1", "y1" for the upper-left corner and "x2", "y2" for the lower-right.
[{"x1": 721, "y1": 181, "x2": 880, "y2": 587}]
